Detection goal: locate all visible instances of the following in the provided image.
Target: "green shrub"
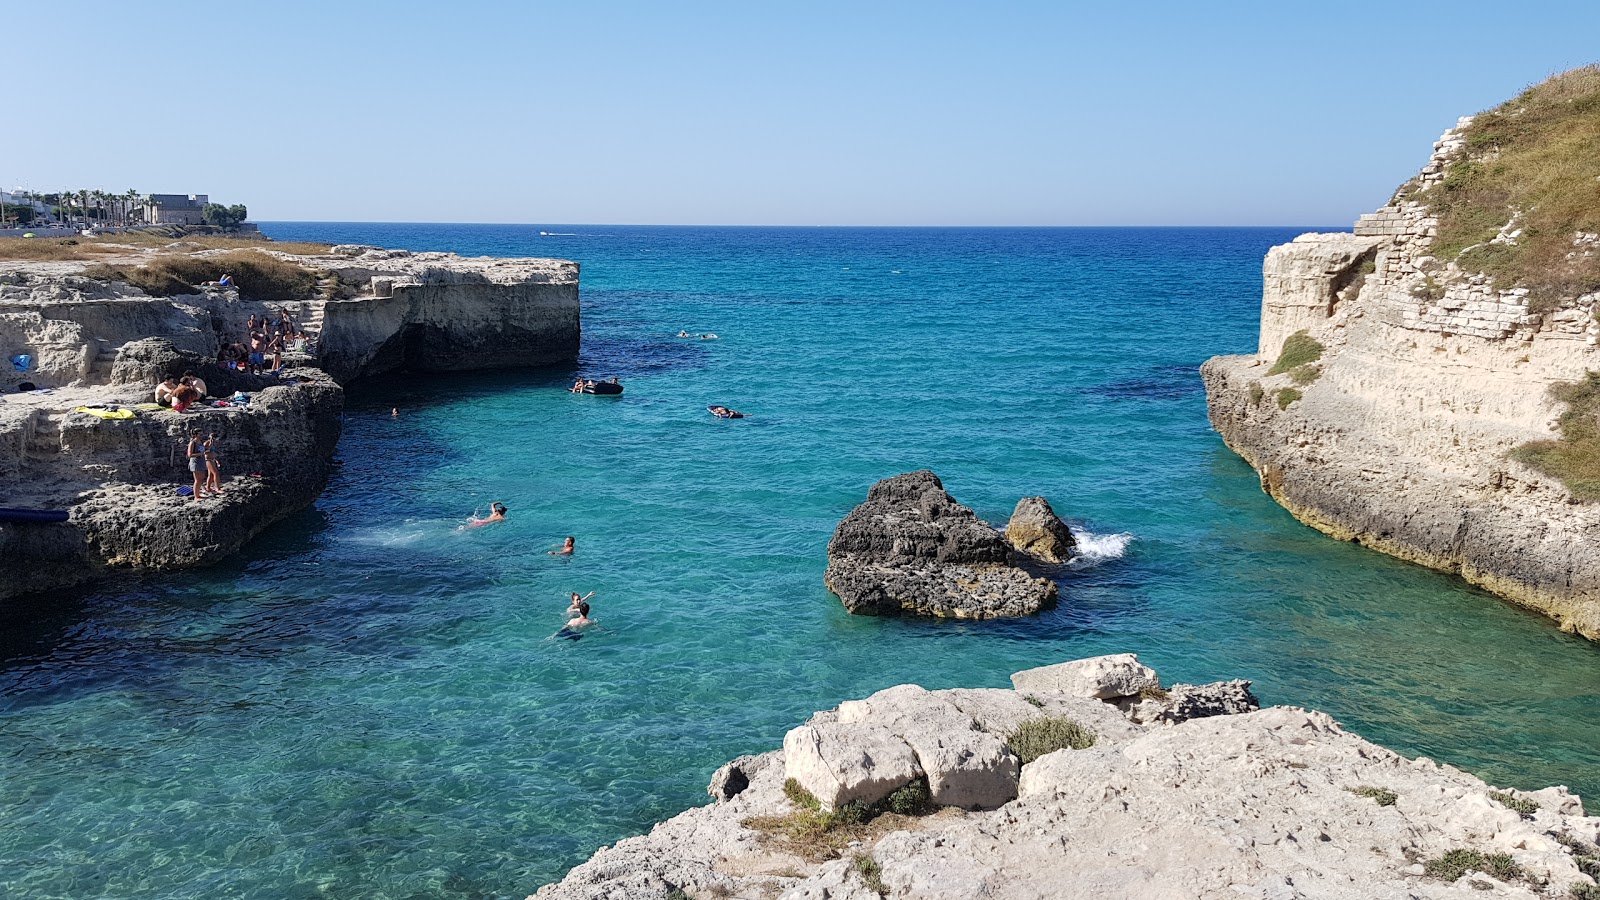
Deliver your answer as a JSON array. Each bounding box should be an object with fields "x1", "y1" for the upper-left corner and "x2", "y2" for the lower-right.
[
  {"x1": 665, "y1": 889, "x2": 690, "y2": 900},
  {"x1": 1248, "y1": 382, "x2": 1265, "y2": 406},
  {"x1": 1276, "y1": 388, "x2": 1303, "y2": 410},
  {"x1": 1424, "y1": 848, "x2": 1523, "y2": 882},
  {"x1": 1571, "y1": 882, "x2": 1600, "y2": 900},
  {"x1": 1510, "y1": 371, "x2": 1600, "y2": 501},
  {"x1": 1349, "y1": 785, "x2": 1398, "y2": 807},
  {"x1": 1289, "y1": 365, "x2": 1322, "y2": 386},
  {"x1": 1488, "y1": 790, "x2": 1539, "y2": 816},
  {"x1": 1409, "y1": 274, "x2": 1445, "y2": 302},
  {"x1": 852, "y1": 853, "x2": 888, "y2": 896},
  {"x1": 882, "y1": 779, "x2": 933, "y2": 816},
  {"x1": 1023, "y1": 694, "x2": 1045, "y2": 708},
  {"x1": 1268, "y1": 330, "x2": 1325, "y2": 375},
  {"x1": 1005, "y1": 716, "x2": 1095, "y2": 764}
]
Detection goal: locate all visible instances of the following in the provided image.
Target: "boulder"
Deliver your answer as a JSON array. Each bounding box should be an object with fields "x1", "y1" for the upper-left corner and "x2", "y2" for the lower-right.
[
  {"x1": 838, "y1": 685, "x2": 1019, "y2": 810},
  {"x1": 1010, "y1": 653, "x2": 1159, "y2": 701},
  {"x1": 824, "y1": 470, "x2": 1058, "y2": 618},
  {"x1": 782, "y1": 720, "x2": 923, "y2": 812},
  {"x1": 108, "y1": 337, "x2": 186, "y2": 385},
  {"x1": 1004, "y1": 496, "x2": 1076, "y2": 563}
]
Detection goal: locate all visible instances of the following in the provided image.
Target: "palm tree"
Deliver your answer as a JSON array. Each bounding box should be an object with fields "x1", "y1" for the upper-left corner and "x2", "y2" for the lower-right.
[{"x1": 126, "y1": 189, "x2": 141, "y2": 227}]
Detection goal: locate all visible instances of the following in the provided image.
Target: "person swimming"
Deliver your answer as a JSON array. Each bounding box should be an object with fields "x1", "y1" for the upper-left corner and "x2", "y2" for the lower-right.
[
  {"x1": 708, "y1": 405, "x2": 745, "y2": 419},
  {"x1": 565, "y1": 590, "x2": 595, "y2": 617},
  {"x1": 549, "y1": 536, "x2": 576, "y2": 556},
  {"x1": 676, "y1": 330, "x2": 692, "y2": 338},
  {"x1": 555, "y1": 600, "x2": 594, "y2": 641},
  {"x1": 468, "y1": 502, "x2": 508, "y2": 527}
]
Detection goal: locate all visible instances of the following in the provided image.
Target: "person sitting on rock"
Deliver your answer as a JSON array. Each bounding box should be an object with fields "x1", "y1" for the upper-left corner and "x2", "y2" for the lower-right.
[
  {"x1": 218, "y1": 273, "x2": 234, "y2": 288},
  {"x1": 549, "y1": 536, "x2": 576, "y2": 556},
  {"x1": 181, "y1": 370, "x2": 207, "y2": 399},
  {"x1": 154, "y1": 376, "x2": 179, "y2": 407},
  {"x1": 171, "y1": 381, "x2": 202, "y2": 412}
]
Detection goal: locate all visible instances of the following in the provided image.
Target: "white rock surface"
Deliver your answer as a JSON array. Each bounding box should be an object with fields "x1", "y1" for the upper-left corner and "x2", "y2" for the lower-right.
[
  {"x1": 535, "y1": 657, "x2": 1599, "y2": 900},
  {"x1": 782, "y1": 719, "x2": 923, "y2": 812},
  {"x1": 838, "y1": 684, "x2": 1018, "y2": 810},
  {"x1": 1010, "y1": 652, "x2": 1160, "y2": 699}
]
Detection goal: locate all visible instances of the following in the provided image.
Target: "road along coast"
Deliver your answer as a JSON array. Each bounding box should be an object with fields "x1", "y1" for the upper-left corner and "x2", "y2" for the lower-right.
[{"x1": 0, "y1": 235, "x2": 579, "y2": 601}]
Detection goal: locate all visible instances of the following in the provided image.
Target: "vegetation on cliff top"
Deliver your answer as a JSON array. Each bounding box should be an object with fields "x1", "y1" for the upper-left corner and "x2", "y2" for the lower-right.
[
  {"x1": 1409, "y1": 65, "x2": 1600, "y2": 312},
  {"x1": 1511, "y1": 371, "x2": 1600, "y2": 501},
  {"x1": 84, "y1": 251, "x2": 317, "y2": 302},
  {"x1": 0, "y1": 232, "x2": 332, "y2": 261}
]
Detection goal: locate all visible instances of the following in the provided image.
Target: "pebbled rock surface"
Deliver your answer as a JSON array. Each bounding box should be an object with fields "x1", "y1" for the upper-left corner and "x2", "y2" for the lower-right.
[
  {"x1": 534, "y1": 656, "x2": 1600, "y2": 900},
  {"x1": 824, "y1": 471, "x2": 1058, "y2": 618},
  {"x1": 1003, "y1": 495, "x2": 1076, "y2": 563}
]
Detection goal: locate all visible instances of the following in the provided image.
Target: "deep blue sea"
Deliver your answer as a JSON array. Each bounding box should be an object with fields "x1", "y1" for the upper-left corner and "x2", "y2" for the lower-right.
[{"x1": 3, "y1": 224, "x2": 1597, "y2": 899}]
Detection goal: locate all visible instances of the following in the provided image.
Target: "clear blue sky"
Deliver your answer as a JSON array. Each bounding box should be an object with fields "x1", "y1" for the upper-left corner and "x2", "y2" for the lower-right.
[{"x1": 9, "y1": 1, "x2": 1597, "y2": 225}]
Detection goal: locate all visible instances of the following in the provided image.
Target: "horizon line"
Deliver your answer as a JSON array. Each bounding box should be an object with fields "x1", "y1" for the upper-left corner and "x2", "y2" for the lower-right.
[{"x1": 256, "y1": 220, "x2": 1353, "y2": 230}]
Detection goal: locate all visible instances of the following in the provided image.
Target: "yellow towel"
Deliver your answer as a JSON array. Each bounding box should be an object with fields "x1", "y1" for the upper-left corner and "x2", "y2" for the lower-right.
[{"x1": 73, "y1": 406, "x2": 136, "y2": 420}]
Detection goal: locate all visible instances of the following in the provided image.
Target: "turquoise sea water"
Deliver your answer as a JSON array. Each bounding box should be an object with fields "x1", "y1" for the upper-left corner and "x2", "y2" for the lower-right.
[{"x1": 3, "y1": 225, "x2": 1597, "y2": 899}]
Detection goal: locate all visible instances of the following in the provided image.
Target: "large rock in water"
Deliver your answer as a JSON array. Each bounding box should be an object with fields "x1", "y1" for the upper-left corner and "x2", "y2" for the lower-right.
[
  {"x1": 1004, "y1": 496, "x2": 1076, "y2": 563},
  {"x1": 824, "y1": 471, "x2": 1058, "y2": 618}
]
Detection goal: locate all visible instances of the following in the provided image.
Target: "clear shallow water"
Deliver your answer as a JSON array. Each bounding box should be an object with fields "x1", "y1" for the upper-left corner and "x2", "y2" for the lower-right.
[{"x1": 3, "y1": 225, "x2": 1597, "y2": 898}]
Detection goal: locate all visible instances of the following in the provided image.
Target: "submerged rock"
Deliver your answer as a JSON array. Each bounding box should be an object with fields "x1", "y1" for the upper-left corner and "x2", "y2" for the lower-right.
[
  {"x1": 824, "y1": 470, "x2": 1057, "y2": 618},
  {"x1": 1004, "y1": 495, "x2": 1076, "y2": 563}
]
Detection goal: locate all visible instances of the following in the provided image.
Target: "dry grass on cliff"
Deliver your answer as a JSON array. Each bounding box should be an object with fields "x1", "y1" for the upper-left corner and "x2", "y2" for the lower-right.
[
  {"x1": 1511, "y1": 371, "x2": 1600, "y2": 501},
  {"x1": 1413, "y1": 65, "x2": 1600, "y2": 312},
  {"x1": 84, "y1": 250, "x2": 319, "y2": 302},
  {"x1": 0, "y1": 237, "x2": 124, "y2": 260},
  {"x1": 108, "y1": 231, "x2": 335, "y2": 256}
]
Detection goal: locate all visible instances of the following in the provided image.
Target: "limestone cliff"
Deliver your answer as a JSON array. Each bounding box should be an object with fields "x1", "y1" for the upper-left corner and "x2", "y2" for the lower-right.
[
  {"x1": 312, "y1": 245, "x2": 580, "y2": 382},
  {"x1": 534, "y1": 655, "x2": 1600, "y2": 899},
  {"x1": 1203, "y1": 71, "x2": 1600, "y2": 641}
]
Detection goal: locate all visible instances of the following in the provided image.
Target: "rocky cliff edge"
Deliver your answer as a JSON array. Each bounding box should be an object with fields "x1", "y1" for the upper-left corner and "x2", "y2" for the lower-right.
[
  {"x1": 534, "y1": 654, "x2": 1599, "y2": 900},
  {"x1": 1202, "y1": 70, "x2": 1600, "y2": 640}
]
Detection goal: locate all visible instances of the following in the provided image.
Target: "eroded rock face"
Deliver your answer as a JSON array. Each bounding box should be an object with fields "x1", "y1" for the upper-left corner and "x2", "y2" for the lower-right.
[
  {"x1": 1004, "y1": 496, "x2": 1076, "y2": 563},
  {"x1": 782, "y1": 719, "x2": 923, "y2": 812},
  {"x1": 824, "y1": 471, "x2": 1058, "y2": 618},
  {"x1": 1202, "y1": 118, "x2": 1600, "y2": 641},
  {"x1": 538, "y1": 656, "x2": 1598, "y2": 900}
]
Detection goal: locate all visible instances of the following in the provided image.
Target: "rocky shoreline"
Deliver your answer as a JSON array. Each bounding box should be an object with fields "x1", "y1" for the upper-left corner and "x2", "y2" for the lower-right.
[
  {"x1": 534, "y1": 654, "x2": 1600, "y2": 899},
  {"x1": 0, "y1": 236, "x2": 579, "y2": 601},
  {"x1": 1202, "y1": 111, "x2": 1600, "y2": 641}
]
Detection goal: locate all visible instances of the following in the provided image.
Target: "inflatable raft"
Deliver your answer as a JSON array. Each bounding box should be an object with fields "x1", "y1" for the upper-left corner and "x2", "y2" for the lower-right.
[{"x1": 0, "y1": 508, "x2": 70, "y2": 524}]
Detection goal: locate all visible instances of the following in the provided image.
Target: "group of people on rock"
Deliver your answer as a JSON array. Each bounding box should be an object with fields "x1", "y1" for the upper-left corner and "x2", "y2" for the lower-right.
[
  {"x1": 154, "y1": 370, "x2": 210, "y2": 412},
  {"x1": 217, "y1": 310, "x2": 313, "y2": 376}
]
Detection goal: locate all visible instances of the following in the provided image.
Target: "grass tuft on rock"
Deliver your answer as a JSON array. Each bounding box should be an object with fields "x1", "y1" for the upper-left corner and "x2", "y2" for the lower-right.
[
  {"x1": 1423, "y1": 848, "x2": 1524, "y2": 883},
  {"x1": 1248, "y1": 382, "x2": 1265, "y2": 406},
  {"x1": 1488, "y1": 790, "x2": 1539, "y2": 817},
  {"x1": 1276, "y1": 388, "x2": 1303, "y2": 410},
  {"x1": 1005, "y1": 715, "x2": 1095, "y2": 764},
  {"x1": 1268, "y1": 330, "x2": 1325, "y2": 375},
  {"x1": 1510, "y1": 371, "x2": 1600, "y2": 501},
  {"x1": 1409, "y1": 65, "x2": 1600, "y2": 313},
  {"x1": 852, "y1": 854, "x2": 888, "y2": 896},
  {"x1": 748, "y1": 777, "x2": 937, "y2": 861},
  {"x1": 1572, "y1": 883, "x2": 1600, "y2": 900},
  {"x1": 1349, "y1": 785, "x2": 1398, "y2": 807}
]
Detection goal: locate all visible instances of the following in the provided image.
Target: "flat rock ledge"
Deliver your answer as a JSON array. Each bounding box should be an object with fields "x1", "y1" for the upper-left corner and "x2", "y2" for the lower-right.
[
  {"x1": 824, "y1": 471, "x2": 1060, "y2": 618},
  {"x1": 534, "y1": 653, "x2": 1598, "y2": 900}
]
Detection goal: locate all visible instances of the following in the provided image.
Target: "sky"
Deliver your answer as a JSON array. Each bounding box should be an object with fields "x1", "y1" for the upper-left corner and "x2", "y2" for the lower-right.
[{"x1": 7, "y1": 1, "x2": 1598, "y2": 226}]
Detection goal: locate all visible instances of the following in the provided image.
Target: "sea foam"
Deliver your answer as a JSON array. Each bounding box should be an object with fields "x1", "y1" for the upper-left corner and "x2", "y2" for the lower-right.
[{"x1": 1068, "y1": 527, "x2": 1134, "y2": 569}]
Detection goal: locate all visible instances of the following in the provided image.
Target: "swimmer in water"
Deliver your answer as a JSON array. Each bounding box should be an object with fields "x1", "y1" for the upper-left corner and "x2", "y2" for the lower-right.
[
  {"x1": 549, "y1": 535, "x2": 576, "y2": 556},
  {"x1": 677, "y1": 330, "x2": 691, "y2": 338},
  {"x1": 566, "y1": 590, "x2": 595, "y2": 617},
  {"x1": 700, "y1": 333, "x2": 718, "y2": 340},
  {"x1": 555, "y1": 600, "x2": 594, "y2": 640},
  {"x1": 469, "y1": 502, "x2": 508, "y2": 527}
]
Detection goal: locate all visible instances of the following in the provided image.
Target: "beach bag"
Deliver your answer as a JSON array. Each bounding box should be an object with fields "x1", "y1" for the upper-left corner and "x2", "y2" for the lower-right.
[{"x1": 10, "y1": 354, "x2": 30, "y2": 373}]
